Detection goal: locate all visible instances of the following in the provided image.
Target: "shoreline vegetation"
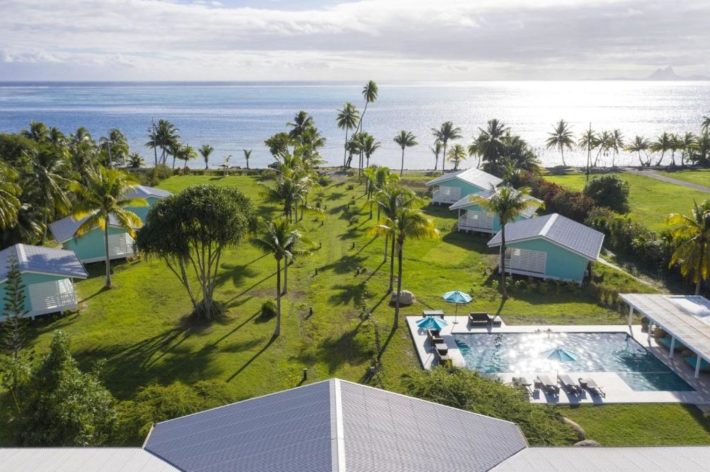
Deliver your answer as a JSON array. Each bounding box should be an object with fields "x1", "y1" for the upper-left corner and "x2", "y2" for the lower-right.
[{"x1": 1, "y1": 81, "x2": 709, "y2": 448}]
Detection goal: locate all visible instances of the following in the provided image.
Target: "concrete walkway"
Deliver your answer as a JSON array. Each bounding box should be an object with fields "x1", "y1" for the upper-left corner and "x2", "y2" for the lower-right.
[{"x1": 623, "y1": 168, "x2": 710, "y2": 193}]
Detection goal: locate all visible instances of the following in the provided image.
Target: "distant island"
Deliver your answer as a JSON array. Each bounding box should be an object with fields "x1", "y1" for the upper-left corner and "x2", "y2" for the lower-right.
[{"x1": 608, "y1": 66, "x2": 709, "y2": 81}]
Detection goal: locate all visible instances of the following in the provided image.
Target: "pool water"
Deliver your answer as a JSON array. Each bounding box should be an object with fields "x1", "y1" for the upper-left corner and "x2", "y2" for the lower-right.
[{"x1": 454, "y1": 332, "x2": 694, "y2": 392}]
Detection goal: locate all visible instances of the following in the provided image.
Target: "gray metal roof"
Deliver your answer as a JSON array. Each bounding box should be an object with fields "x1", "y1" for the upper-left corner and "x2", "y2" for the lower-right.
[
  {"x1": 124, "y1": 185, "x2": 172, "y2": 199},
  {"x1": 449, "y1": 192, "x2": 540, "y2": 218},
  {"x1": 491, "y1": 446, "x2": 710, "y2": 471},
  {"x1": 0, "y1": 448, "x2": 178, "y2": 472},
  {"x1": 144, "y1": 379, "x2": 527, "y2": 472},
  {"x1": 488, "y1": 213, "x2": 604, "y2": 261},
  {"x1": 0, "y1": 244, "x2": 88, "y2": 282},
  {"x1": 426, "y1": 168, "x2": 503, "y2": 189},
  {"x1": 49, "y1": 213, "x2": 125, "y2": 243}
]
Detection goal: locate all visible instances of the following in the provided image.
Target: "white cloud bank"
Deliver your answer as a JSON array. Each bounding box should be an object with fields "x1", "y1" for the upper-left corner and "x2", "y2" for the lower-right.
[{"x1": 0, "y1": 0, "x2": 708, "y2": 80}]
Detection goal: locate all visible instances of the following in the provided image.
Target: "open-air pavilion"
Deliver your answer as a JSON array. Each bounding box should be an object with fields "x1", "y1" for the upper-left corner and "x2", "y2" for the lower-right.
[{"x1": 621, "y1": 294, "x2": 710, "y2": 379}]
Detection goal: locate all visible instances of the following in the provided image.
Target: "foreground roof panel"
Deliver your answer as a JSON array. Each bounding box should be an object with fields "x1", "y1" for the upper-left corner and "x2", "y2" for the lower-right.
[
  {"x1": 0, "y1": 244, "x2": 88, "y2": 281},
  {"x1": 0, "y1": 448, "x2": 177, "y2": 472}
]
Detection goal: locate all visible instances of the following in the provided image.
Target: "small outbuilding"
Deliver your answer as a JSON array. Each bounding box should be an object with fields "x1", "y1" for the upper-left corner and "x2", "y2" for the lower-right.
[
  {"x1": 487, "y1": 213, "x2": 604, "y2": 284},
  {"x1": 0, "y1": 244, "x2": 88, "y2": 319},
  {"x1": 426, "y1": 168, "x2": 502, "y2": 205},
  {"x1": 450, "y1": 190, "x2": 540, "y2": 234}
]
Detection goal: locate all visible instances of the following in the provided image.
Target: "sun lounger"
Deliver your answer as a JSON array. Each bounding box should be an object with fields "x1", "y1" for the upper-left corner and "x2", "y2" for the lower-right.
[
  {"x1": 512, "y1": 376, "x2": 535, "y2": 396},
  {"x1": 426, "y1": 329, "x2": 443, "y2": 345},
  {"x1": 433, "y1": 347, "x2": 452, "y2": 367},
  {"x1": 468, "y1": 312, "x2": 492, "y2": 326},
  {"x1": 434, "y1": 342, "x2": 448, "y2": 356},
  {"x1": 557, "y1": 374, "x2": 583, "y2": 395},
  {"x1": 579, "y1": 377, "x2": 606, "y2": 398},
  {"x1": 535, "y1": 375, "x2": 560, "y2": 396},
  {"x1": 423, "y1": 309, "x2": 445, "y2": 319}
]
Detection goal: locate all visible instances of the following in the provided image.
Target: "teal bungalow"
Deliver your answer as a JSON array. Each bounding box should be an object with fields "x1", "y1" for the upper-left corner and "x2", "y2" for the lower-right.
[
  {"x1": 487, "y1": 213, "x2": 604, "y2": 284},
  {"x1": 49, "y1": 185, "x2": 171, "y2": 263},
  {"x1": 0, "y1": 244, "x2": 87, "y2": 319},
  {"x1": 426, "y1": 168, "x2": 502, "y2": 205},
  {"x1": 449, "y1": 190, "x2": 540, "y2": 234}
]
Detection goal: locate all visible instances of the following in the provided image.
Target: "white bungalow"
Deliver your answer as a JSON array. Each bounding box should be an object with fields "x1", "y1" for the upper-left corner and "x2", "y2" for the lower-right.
[
  {"x1": 425, "y1": 168, "x2": 502, "y2": 205},
  {"x1": 449, "y1": 190, "x2": 540, "y2": 234}
]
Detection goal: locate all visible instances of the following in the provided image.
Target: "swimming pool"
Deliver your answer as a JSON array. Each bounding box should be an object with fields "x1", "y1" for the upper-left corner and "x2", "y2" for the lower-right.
[{"x1": 454, "y1": 332, "x2": 693, "y2": 392}]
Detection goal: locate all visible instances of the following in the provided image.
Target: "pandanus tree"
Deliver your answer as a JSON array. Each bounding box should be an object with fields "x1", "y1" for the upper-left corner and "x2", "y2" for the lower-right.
[
  {"x1": 252, "y1": 219, "x2": 308, "y2": 337},
  {"x1": 71, "y1": 167, "x2": 146, "y2": 289},
  {"x1": 447, "y1": 144, "x2": 467, "y2": 171},
  {"x1": 199, "y1": 144, "x2": 214, "y2": 170},
  {"x1": 394, "y1": 130, "x2": 417, "y2": 176},
  {"x1": 475, "y1": 186, "x2": 536, "y2": 298},
  {"x1": 667, "y1": 200, "x2": 710, "y2": 295},
  {"x1": 136, "y1": 185, "x2": 255, "y2": 320},
  {"x1": 626, "y1": 136, "x2": 651, "y2": 167},
  {"x1": 431, "y1": 122, "x2": 462, "y2": 173},
  {"x1": 336, "y1": 102, "x2": 360, "y2": 168},
  {"x1": 545, "y1": 120, "x2": 574, "y2": 167}
]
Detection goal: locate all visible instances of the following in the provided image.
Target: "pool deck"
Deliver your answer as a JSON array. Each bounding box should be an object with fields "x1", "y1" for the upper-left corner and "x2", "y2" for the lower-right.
[{"x1": 406, "y1": 316, "x2": 710, "y2": 406}]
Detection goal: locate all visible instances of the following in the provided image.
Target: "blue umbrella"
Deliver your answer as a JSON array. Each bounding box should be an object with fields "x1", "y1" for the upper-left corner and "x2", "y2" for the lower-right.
[
  {"x1": 542, "y1": 347, "x2": 577, "y2": 363},
  {"x1": 443, "y1": 290, "x2": 473, "y2": 316},
  {"x1": 416, "y1": 316, "x2": 448, "y2": 331}
]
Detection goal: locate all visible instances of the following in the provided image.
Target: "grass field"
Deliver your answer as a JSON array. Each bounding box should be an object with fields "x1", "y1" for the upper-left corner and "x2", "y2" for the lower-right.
[
  {"x1": 6, "y1": 172, "x2": 709, "y2": 446},
  {"x1": 545, "y1": 172, "x2": 708, "y2": 231},
  {"x1": 658, "y1": 169, "x2": 710, "y2": 188}
]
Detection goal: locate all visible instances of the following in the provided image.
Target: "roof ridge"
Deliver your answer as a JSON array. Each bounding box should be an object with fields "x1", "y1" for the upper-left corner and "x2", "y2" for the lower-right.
[
  {"x1": 539, "y1": 213, "x2": 558, "y2": 237},
  {"x1": 331, "y1": 379, "x2": 346, "y2": 472}
]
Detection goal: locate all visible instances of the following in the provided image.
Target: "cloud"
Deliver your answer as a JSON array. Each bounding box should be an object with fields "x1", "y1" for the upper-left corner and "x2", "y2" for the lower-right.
[{"x1": 0, "y1": 0, "x2": 708, "y2": 80}]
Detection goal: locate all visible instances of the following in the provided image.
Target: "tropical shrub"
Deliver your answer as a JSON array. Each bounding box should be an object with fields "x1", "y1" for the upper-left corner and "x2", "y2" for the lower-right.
[{"x1": 583, "y1": 176, "x2": 630, "y2": 213}]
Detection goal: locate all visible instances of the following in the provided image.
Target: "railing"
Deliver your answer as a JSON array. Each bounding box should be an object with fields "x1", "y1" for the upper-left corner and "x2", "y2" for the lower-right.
[
  {"x1": 458, "y1": 217, "x2": 493, "y2": 232},
  {"x1": 432, "y1": 190, "x2": 458, "y2": 203}
]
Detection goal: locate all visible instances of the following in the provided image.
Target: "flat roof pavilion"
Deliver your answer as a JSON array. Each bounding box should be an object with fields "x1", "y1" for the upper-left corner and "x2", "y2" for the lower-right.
[{"x1": 621, "y1": 294, "x2": 710, "y2": 378}]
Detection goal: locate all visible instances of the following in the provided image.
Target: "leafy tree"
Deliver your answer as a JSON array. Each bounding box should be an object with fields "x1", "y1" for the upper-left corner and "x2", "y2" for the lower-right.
[
  {"x1": 11, "y1": 331, "x2": 117, "y2": 446},
  {"x1": 243, "y1": 148, "x2": 252, "y2": 169},
  {"x1": 136, "y1": 185, "x2": 255, "y2": 320},
  {"x1": 583, "y1": 175, "x2": 630, "y2": 213},
  {"x1": 431, "y1": 121, "x2": 462, "y2": 173},
  {"x1": 447, "y1": 143, "x2": 467, "y2": 171},
  {"x1": 546, "y1": 120, "x2": 574, "y2": 167},
  {"x1": 393, "y1": 130, "x2": 417, "y2": 176},
  {"x1": 430, "y1": 140, "x2": 443, "y2": 171},
  {"x1": 402, "y1": 368, "x2": 576, "y2": 446},
  {"x1": 199, "y1": 144, "x2": 214, "y2": 170},
  {"x1": 336, "y1": 102, "x2": 360, "y2": 168},
  {"x1": 252, "y1": 219, "x2": 308, "y2": 337},
  {"x1": 71, "y1": 167, "x2": 145, "y2": 289},
  {"x1": 626, "y1": 136, "x2": 651, "y2": 167},
  {"x1": 476, "y1": 186, "x2": 536, "y2": 298},
  {"x1": 668, "y1": 200, "x2": 710, "y2": 295}
]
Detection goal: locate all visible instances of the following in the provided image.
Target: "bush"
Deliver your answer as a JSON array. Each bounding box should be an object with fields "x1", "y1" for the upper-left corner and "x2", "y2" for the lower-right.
[
  {"x1": 583, "y1": 176, "x2": 630, "y2": 213},
  {"x1": 402, "y1": 368, "x2": 577, "y2": 445},
  {"x1": 260, "y1": 300, "x2": 278, "y2": 320},
  {"x1": 518, "y1": 172, "x2": 594, "y2": 223}
]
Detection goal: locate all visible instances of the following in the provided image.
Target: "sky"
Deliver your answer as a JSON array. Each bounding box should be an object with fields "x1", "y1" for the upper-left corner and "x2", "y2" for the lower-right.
[{"x1": 1, "y1": 0, "x2": 709, "y2": 81}]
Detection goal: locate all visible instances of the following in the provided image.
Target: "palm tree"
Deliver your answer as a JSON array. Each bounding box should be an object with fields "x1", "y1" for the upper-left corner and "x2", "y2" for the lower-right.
[
  {"x1": 70, "y1": 167, "x2": 146, "y2": 288},
  {"x1": 668, "y1": 200, "x2": 710, "y2": 295},
  {"x1": 391, "y1": 193, "x2": 439, "y2": 328},
  {"x1": 154, "y1": 119, "x2": 179, "y2": 166},
  {"x1": 361, "y1": 133, "x2": 381, "y2": 169},
  {"x1": 252, "y1": 219, "x2": 306, "y2": 337},
  {"x1": 199, "y1": 144, "x2": 214, "y2": 170},
  {"x1": 593, "y1": 130, "x2": 613, "y2": 168},
  {"x1": 626, "y1": 136, "x2": 651, "y2": 167},
  {"x1": 288, "y1": 111, "x2": 314, "y2": 141},
  {"x1": 474, "y1": 119, "x2": 510, "y2": 168},
  {"x1": 243, "y1": 149, "x2": 252, "y2": 170},
  {"x1": 431, "y1": 122, "x2": 462, "y2": 173},
  {"x1": 0, "y1": 163, "x2": 21, "y2": 231},
  {"x1": 609, "y1": 129, "x2": 624, "y2": 168},
  {"x1": 376, "y1": 185, "x2": 412, "y2": 292},
  {"x1": 394, "y1": 130, "x2": 417, "y2": 176},
  {"x1": 22, "y1": 121, "x2": 49, "y2": 142},
  {"x1": 447, "y1": 144, "x2": 467, "y2": 171},
  {"x1": 578, "y1": 126, "x2": 599, "y2": 180},
  {"x1": 679, "y1": 132, "x2": 696, "y2": 167},
  {"x1": 545, "y1": 120, "x2": 574, "y2": 167},
  {"x1": 24, "y1": 147, "x2": 72, "y2": 242},
  {"x1": 694, "y1": 132, "x2": 710, "y2": 166},
  {"x1": 336, "y1": 103, "x2": 360, "y2": 168},
  {"x1": 99, "y1": 129, "x2": 129, "y2": 168},
  {"x1": 430, "y1": 140, "x2": 443, "y2": 171},
  {"x1": 651, "y1": 132, "x2": 673, "y2": 167},
  {"x1": 176, "y1": 144, "x2": 197, "y2": 170},
  {"x1": 702, "y1": 114, "x2": 710, "y2": 134},
  {"x1": 357, "y1": 81, "x2": 378, "y2": 134},
  {"x1": 476, "y1": 186, "x2": 535, "y2": 298},
  {"x1": 128, "y1": 153, "x2": 144, "y2": 169}
]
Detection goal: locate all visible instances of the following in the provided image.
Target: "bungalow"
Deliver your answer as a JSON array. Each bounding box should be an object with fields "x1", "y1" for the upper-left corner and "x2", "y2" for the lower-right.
[
  {"x1": 49, "y1": 185, "x2": 171, "y2": 263},
  {"x1": 0, "y1": 244, "x2": 87, "y2": 319},
  {"x1": 425, "y1": 168, "x2": 502, "y2": 205},
  {"x1": 487, "y1": 213, "x2": 604, "y2": 284},
  {"x1": 449, "y1": 190, "x2": 541, "y2": 234}
]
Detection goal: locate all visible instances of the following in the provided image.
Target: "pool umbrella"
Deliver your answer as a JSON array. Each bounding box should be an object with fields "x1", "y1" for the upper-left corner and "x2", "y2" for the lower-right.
[
  {"x1": 542, "y1": 347, "x2": 577, "y2": 363},
  {"x1": 442, "y1": 290, "x2": 473, "y2": 316},
  {"x1": 416, "y1": 316, "x2": 448, "y2": 331}
]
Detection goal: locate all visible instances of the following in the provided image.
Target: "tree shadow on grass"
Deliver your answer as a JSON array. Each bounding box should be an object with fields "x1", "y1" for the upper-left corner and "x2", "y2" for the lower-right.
[
  {"x1": 339, "y1": 227, "x2": 363, "y2": 240},
  {"x1": 208, "y1": 310, "x2": 261, "y2": 347},
  {"x1": 224, "y1": 270, "x2": 277, "y2": 304},
  {"x1": 298, "y1": 323, "x2": 372, "y2": 374},
  {"x1": 330, "y1": 282, "x2": 367, "y2": 306},
  {"x1": 226, "y1": 335, "x2": 277, "y2": 382},
  {"x1": 214, "y1": 262, "x2": 259, "y2": 289},
  {"x1": 328, "y1": 191, "x2": 346, "y2": 201},
  {"x1": 441, "y1": 231, "x2": 491, "y2": 252},
  {"x1": 320, "y1": 254, "x2": 366, "y2": 275}
]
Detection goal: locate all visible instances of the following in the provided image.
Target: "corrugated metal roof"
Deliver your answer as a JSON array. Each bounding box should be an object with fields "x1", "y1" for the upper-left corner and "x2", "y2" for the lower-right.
[
  {"x1": 449, "y1": 192, "x2": 540, "y2": 218},
  {"x1": 49, "y1": 213, "x2": 125, "y2": 243},
  {"x1": 426, "y1": 168, "x2": 502, "y2": 189},
  {"x1": 487, "y1": 213, "x2": 604, "y2": 261},
  {"x1": 144, "y1": 379, "x2": 527, "y2": 472},
  {"x1": 491, "y1": 446, "x2": 710, "y2": 471},
  {"x1": 0, "y1": 448, "x2": 178, "y2": 472},
  {"x1": 124, "y1": 185, "x2": 172, "y2": 199},
  {"x1": 0, "y1": 244, "x2": 88, "y2": 281}
]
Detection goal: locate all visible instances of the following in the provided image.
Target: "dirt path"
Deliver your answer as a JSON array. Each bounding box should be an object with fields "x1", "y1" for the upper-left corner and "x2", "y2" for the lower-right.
[{"x1": 622, "y1": 168, "x2": 710, "y2": 193}]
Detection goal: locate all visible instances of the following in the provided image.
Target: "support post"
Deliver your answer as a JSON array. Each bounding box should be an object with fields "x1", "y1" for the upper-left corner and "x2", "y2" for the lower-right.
[
  {"x1": 628, "y1": 306, "x2": 634, "y2": 331},
  {"x1": 669, "y1": 337, "x2": 676, "y2": 357},
  {"x1": 695, "y1": 355, "x2": 702, "y2": 379}
]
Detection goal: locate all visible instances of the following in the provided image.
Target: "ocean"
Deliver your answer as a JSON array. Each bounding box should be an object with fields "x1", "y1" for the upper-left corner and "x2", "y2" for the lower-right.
[{"x1": 0, "y1": 81, "x2": 708, "y2": 169}]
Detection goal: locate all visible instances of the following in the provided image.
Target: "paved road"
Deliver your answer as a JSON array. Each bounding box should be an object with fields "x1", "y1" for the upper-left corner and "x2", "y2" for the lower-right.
[{"x1": 622, "y1": 168, "x2": 710, "y2": 193}]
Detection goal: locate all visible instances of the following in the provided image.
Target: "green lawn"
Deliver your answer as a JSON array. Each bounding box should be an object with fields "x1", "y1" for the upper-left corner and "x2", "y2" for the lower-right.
[
  {"x1": 658, "y1": 169, "x2": 710, "y2": 188},
  {"x1": 545, "y1": 172, "x2": 708, "y2": 231},
  {"x1": 5, "y1": 173, "x2": 706, "y2": 447}
]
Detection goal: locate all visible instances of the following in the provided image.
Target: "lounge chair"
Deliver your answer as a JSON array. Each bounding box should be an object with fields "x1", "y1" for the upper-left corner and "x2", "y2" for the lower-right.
[
  {"x1": 579, "y1": 377, "x2": 606, "y2": 398},
  {"x1": 423, "y1": 309, "x2": 445, "y2": 319},
  {"x1": 433, "y1": 347, "x2": 452, "y2": 367},
  {"x1": 426, "y1": 329, "x2": 443, "y2": 345},
  {"x1": 557, "y1": 374, "x2": 583, "y2": 396},
  {"x1": 535, "y1": 375, "x2": 560, "y2": 396},
  {"x1": 434, "y1": 342, "x2": 448, "y2": 356},
  {"x1": 468, "y1": 312, "x2": 492, "y2": 326},
  {"x1": 512, "y1": 376, "x2": 535, "y2": 396}
]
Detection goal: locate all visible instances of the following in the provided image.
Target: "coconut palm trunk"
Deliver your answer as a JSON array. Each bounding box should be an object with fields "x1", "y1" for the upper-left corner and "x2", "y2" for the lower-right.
[
  {"x1": 383, "y1": 233, "x2": 388, "y2": 262},
  {"x1": 388, "y1": 232, "x2": 396, "y2": 292},
  {"x1": 343, "y1": 128, "x2": 349, "y2": 168},
  {"x1": 104, "y1": 223, "x2": 112, "y2": 289},
  {"x1": 400, "y1": 148, "x2": 405, "y2": 176},
  {"x1": 441, "y1": 142, "x2": 448, "y2": 173},
  {"x1": 275, "y1": 258, "x2": 282, "y2": 337},
  {"x1": 697, "y1": 251, "x2": 706, "y2": 295},
  {"x1": 500, "y1": 224, "x2": 507, "y2": 298},
  {"x1": 394, "y1": 239, "x2": 404, "y2": 329},
  {"x1": 283, "y1": 258, "x2": 288, "y2": 295}
]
